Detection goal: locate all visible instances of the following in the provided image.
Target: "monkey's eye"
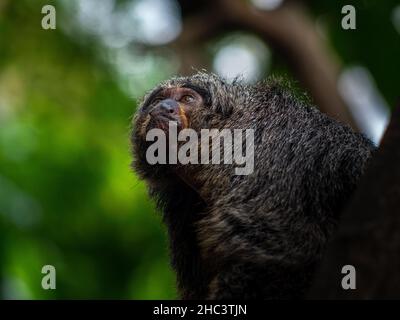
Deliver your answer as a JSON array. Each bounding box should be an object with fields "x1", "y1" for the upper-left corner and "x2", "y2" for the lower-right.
[
  {"x1": 152, "y1": 97, "x2": 163, "y2": 105},
  {"x1": 181, "y1": 95, "x2": 195, "y2": 104}
]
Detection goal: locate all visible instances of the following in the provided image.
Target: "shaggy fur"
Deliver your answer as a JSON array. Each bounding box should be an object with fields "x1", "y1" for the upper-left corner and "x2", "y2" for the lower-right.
[{"x1": 131, "y1": 72, "x2": 375, "y2": 299}]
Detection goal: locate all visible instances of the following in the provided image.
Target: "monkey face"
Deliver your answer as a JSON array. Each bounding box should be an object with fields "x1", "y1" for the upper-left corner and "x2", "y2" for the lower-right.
[
  {"x1": 131, "y1": 83, "x2": 213, "y2": 182},
  {"x1": 131, "y1": 73, "x2": 244, "y2": 184},
  {"x1": 133, "y1": 72, "x2": 244, "y2": 149},
  {"x1": 135, "y1": 86, "x2": 206, "y2": 139}
]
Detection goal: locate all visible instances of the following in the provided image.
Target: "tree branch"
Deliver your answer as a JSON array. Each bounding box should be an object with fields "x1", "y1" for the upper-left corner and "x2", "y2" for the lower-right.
[
  {"x1": 307, "y1": 104, "x2": 400, "y2": 299},
  {"x1": 173, "y1": 0, "x2": 358, "y2": 130}
]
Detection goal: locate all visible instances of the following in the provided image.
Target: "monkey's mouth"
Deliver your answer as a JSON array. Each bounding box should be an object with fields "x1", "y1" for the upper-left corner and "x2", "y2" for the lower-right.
[
  {"x1": 150, "y1": 114, "x2": 181, "y2": 132},
  {"x1": 142, "y1": 107, "x2": 189, "y2": 136}
]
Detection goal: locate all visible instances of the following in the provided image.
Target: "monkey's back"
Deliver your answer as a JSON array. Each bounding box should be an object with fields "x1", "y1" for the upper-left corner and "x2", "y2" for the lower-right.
[
  {"x1": 132, "y1": 73, "x2": 376, "y2": 299},
  {"x1": 196, "y1": 84, "x2": 375, "y2": 298}
]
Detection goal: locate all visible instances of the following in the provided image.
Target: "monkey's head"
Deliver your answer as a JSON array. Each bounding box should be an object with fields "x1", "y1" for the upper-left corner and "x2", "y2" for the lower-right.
[{"x1": 131, "y1": 72, "x2": 250, "y2": 190}]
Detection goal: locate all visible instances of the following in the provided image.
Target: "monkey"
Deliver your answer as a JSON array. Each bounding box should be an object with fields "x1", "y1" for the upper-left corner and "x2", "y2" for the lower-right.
[{"x1": 131, "y1": 72, "x2": 375, "y2": 299}]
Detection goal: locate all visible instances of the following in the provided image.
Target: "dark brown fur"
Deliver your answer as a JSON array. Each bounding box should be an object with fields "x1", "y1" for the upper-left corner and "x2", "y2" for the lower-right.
[{"x1": 131, "y1": 72, "x2": 375, "y2": 299}]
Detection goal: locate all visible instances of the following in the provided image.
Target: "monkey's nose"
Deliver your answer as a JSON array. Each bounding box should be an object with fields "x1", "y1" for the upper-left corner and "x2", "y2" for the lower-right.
[{"x1": 152, "y1": 99, "x2": 179, "y2": 116}]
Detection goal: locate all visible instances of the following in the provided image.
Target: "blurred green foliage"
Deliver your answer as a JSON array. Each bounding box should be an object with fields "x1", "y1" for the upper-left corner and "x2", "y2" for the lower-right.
[
  {"x1": 0, "y1": 0, "x2": 175, "y2": 299},
  {"x1": 309, "y1": 0, "x2": 400, "y2": 108},
  {"x1": 0, "y1": 0, "x2": 398, "y2": 299}
]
